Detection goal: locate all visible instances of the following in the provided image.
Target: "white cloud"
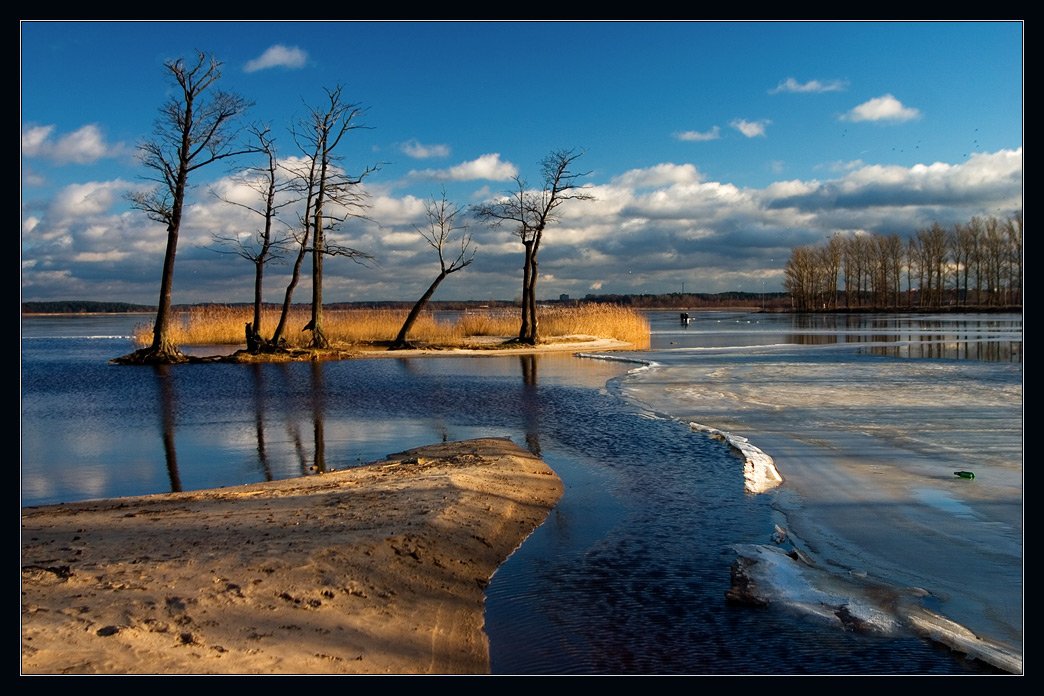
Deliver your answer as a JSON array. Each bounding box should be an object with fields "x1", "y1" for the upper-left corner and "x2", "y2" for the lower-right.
[
  {"x1": 731, "y1": 118, "x2": 771, "y2": 138},
  {"x1": 368, "y1": 194, "x2": 427, "y2": 225},
  {"x1": 400, "y1": 139, "x2": 450, "y2": 159},
  {"x1": 244, "y1": 45, "x2": 308, "y2": 72},
  {"x1": 611, "y1": 163, "x2": 703, "y2": 189},
  {"x1": 842, "y1": 94, "x2": 920, "y2": 123},
  {"x1": 407, "y1": 153, "x2": 518, "y2": 182},
  {"x1": 673, "y1": 126, "x2": 720, "y2": 142},
  {"x1": 49, "y1": 180, "x2": 128, "y2": 220},
  {"x1": 22, "y1": 125, "x2": 54, "y2": 155},
  {"x1": 770, "y1": 77, "x2": 847, "y2": 94},
  {"x1": 22, "y1": 123, "x2": 124, "y2": 164},
  {"x1": 765, "y1": 147, "x2": 1022, "y2": 211}
]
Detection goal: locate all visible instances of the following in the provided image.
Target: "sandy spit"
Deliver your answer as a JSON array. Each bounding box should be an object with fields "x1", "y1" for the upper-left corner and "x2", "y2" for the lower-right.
[{"x1": 21, "y1": 438, "x2": 562, "y2": 675}]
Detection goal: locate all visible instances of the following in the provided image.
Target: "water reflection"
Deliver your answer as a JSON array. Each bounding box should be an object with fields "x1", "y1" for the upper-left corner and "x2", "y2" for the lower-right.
[
  {"x1": 520, "y1": 354, "x2": 542, "y2": 457},
  {"x1": 155, "y1": 365, "x2": 182, "y2": 493},
  {"x1": 781, "y1": 314, "x2": 1022, "y2": 361},
  {"x1": 248, "y1": 363, "x2": 274, "y2": 482},
  {"x1": 95, "y1": 353, "x2": 566, "y2": 499},
  {"x1": 647, "y1": 310, "x2": 1021, "y2": 363},
  {"x1": 310, "y1": 361, "x2": 327, "y2": 474}
]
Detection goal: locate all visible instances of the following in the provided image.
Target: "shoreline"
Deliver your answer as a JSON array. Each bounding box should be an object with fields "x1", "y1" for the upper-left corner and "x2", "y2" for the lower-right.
[{"x1": 22, "y1": 438, "x2": 562, "y2": 675}]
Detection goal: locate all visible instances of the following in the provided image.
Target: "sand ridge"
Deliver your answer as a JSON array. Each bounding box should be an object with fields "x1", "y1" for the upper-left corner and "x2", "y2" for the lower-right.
[{"x1": 21, "y1": 438, "x2": 562, "y2": 674}]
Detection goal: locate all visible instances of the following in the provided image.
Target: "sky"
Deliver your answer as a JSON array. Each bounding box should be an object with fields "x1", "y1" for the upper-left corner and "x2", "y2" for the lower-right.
[{"x1": 21, "y1": 21, "x2": 1023, "y2": 305}]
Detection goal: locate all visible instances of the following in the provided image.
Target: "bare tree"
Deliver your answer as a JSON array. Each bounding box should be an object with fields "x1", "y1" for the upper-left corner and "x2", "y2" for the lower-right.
[
  {"x1": 883, "y1": 233, "x2": 906, "y2": 308},
  {"x1": 822, "y1": 234, "x2": 843, "y2": 309},
  {"x1": 982, "y1": 216, "x2": 1006, "y2": 306},
  {"x1": 949, "y1": 221, "x2": 974, "y2": 307},
  {"x1": 474, "y1": 148, "x2": 593, "y2": 344},
  {"x1": 390, "y1": 189, "x2": 475, "y2": 349},
  {"x1": 784, "y1": 245, "x2": 816, "y2": 310},
  {"x1": 211, "y1": 124, "x2": 295, "y2": 350},
  {"x1": 269, "y1": 148, "x2": 321, "y2": 347},
  {"x1": 1005, "y1": 211, "x2": 1023, "y2": 305},
  {"x1": 116, "y1": 52, "x2": 252, "y2": 364},
  {"x1": 268, "y1": 87, "x2": 376, "y2": 348},
  {"x1": 966, "y1": 216, "x2": 985, "y2": 304}
]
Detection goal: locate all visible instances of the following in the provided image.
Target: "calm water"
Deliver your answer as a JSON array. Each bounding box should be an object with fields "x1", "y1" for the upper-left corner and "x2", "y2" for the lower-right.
[{"x1": 21, "y1": 312, "x2": 1015, "y2": 674}]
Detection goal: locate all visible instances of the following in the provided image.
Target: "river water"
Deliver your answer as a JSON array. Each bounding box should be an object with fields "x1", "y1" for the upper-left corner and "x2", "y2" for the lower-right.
[{"x1": 20, "y1": 311, "x2": 1021, "y2": 674}]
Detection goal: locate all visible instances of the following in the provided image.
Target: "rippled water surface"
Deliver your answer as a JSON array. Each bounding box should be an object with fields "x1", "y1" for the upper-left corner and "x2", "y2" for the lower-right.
[{"x1": 21, "y1": 313, "x2": 1011, "y2": 674}]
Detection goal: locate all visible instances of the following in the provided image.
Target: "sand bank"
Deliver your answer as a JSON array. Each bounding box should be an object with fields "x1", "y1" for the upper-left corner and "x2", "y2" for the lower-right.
[{"x1": 21, "y1": 438, "x2": 562, "y2": 674}]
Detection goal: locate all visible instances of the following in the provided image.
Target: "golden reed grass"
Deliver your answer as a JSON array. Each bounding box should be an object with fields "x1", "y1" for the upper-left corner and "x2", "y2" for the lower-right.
[{"x1": 133, "y1": 304, "x2": 650, "y2": 350}]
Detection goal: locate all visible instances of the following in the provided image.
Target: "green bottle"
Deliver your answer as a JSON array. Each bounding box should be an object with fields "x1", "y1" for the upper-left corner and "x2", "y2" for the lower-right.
[{"x1": 954, "y1": 471, "x2": 975, "y2": 479}]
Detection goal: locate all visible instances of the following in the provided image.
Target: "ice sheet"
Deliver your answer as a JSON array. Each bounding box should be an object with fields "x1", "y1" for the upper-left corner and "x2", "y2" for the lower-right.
[{"x1": 616, "y1": 314, "x2": 1023, "y2": 664}]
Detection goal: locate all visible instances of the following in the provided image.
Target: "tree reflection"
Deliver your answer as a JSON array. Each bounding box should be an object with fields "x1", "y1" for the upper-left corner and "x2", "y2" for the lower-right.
[
  {"x1": 520, "y1": 354, "x2": 542, "y2": 457},
  {"x1": 249, "y1": 363, "x2": 274, "y2": 481},
  {"x1": 310, "y1": 361, "x2": 326, "y2": 473},
  {"x1": 153, "y1": 364, "x2": 182, "y2": 493}
]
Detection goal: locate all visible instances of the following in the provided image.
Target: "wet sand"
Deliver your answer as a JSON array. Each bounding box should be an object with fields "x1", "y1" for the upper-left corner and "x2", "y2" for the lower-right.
[{"x1": 21, "y1": 438, "x2": 562, "y2": 674}]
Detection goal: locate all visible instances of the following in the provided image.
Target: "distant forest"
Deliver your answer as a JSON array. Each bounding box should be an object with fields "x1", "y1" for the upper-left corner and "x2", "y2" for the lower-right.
[
  {"x1": 22, "y1": 301, "x2": 156, "y2": 314},
  {"x1": 783, "y1": 213, "x2": 1023, "y2": 312}
]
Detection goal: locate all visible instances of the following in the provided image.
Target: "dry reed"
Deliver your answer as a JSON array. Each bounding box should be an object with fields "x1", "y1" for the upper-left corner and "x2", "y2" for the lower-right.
[{"x1": 132, "y1": 304, "x2": 650, "y2": 350}]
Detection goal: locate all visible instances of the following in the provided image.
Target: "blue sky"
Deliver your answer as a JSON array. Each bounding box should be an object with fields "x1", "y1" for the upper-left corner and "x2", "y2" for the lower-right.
[{"x1": 21, "y1": 21, "x2": 1023, "y2": 304}]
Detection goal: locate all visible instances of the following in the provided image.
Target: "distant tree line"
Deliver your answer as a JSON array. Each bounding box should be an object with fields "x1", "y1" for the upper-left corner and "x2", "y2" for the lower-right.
[
  {"x1": 22, "y1": 301, "x2": 156, "y2": 314},
  {"x1": 783, "y1": 213, "x2": 1022, "y2": 311}
]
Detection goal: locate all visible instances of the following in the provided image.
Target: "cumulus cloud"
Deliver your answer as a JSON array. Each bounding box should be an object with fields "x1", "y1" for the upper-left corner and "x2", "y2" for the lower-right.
[
  {"x1": 400, "y1": 139, "x2": 450, "y2": 159},
  {"x1": 611, "y1": 163, "x2": 703, "y2": 190},
  {"x1": 49, "y1": 180, "x2": 129, "y2": 220},
  {"x1": 407, "y1": 153, "x2": 518, "y2": 182},
  {"x1": 21, "y1": 149, "x2": 1023, "y2": 303},
  {"x1": 22, "y1": 124, "x2": 125, "y2": 164},
  {"x1": 765, "y1": 148, "x2": 1022, "y2": 211},
  {"x1": 244, "y1": 45, "x2": 308, "y2": 72},
  {"x1": 673, "y1": 126, "x2": 720, "y2": 141},
  {"x1": 842, "y1": 94, "x2": 920, "y2": 123},
  {"x1": 770, "y1": 77, "x2": 847, "y2": 94},
  {"x1": 731, "y1": 118, "x2": 771, "y2": 138}
]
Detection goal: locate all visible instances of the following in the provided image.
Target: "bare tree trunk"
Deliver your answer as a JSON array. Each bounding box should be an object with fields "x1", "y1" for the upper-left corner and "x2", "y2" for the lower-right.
[
  {"x1": 252, "y1": 260, "x2": 264, "y2": 336},
  {"x1": 271, "y1": 226, "x2": 310, "y2": 346},
  {"x1": 525, "y1": 251, "x2": 539, "y2": 344},
  {"x1": 151, "y1": 219, "x2": 183, "y2": 357},
  {"x1": 519, "y1": 241, "x2": 534, "y2": 343},
  {"x1": 309, "y1": 166, "x2": 329, "y2": 348},
  {"x1": 391, "y1": 272, "x2": 446, "y2": 349},
  {"x1": 310, "y1": 222, "x2": 327, "y2": 348}
]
